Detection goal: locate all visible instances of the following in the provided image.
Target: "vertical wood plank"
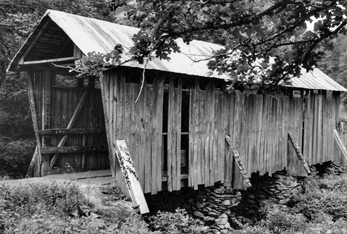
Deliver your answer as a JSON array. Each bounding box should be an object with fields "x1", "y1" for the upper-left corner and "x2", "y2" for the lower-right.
[
  {"x1": 144, "y1": 83, "x2": 153, "y2": 193},
  {"x1": 317, "y1": 91, "x2": 323, "y2": 163},
  {"x1": 155, "y1": 78, "x2": 164, "y2": 193},
  {"x1": 232, "y1": 91, "x2": 243, "y2": 189},
  {"x1": 189, "y1": 88, "x2": 196, "y2": 188},
  {"x1": 167, "y1": 78, "x2": 174, "y2": 192},
  {"x1": 41, "y1": 70, "x2": 51, "y2": 173},
  {"x1": 176, "y1": 78, "x2": 182, "y2": 190},
  {"x1": 205, "y1": 81, "x2": 213, "y2": 186},
  {"x1": 223, "y1": 92, "x2": 234, "y2": 186},
  {"x1": 150, "y1": 82, "x2": 158, "y2": 194}
]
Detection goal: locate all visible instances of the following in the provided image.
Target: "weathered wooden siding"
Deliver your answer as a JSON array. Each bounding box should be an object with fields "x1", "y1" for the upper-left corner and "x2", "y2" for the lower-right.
[
  {"x1": 29, "y1": 69, "x2": 108, "y2": 175},
  {"x1": 101, "y1": 70, "x2": 341, "y2": 194},
  {"x1": 101, "y1": 70, "x2": 164, "y2": 194}
]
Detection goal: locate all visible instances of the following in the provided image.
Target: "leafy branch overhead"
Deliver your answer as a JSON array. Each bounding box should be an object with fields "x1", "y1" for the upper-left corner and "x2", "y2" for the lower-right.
[{"x1": 83, "y1": 0, "x2": 347, "y2": 91}]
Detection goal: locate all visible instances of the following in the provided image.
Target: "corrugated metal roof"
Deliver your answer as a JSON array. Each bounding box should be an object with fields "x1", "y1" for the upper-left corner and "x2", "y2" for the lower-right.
[
  {"x1": 289, "y1": 67, "x2": 347, "y2": 92},
  {"x1": 7, "y1": 9, "x2": 347, "y2": 92}
]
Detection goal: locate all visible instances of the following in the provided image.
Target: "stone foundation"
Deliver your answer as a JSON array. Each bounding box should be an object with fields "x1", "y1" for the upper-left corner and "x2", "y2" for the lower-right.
[
  {"x1": 186, "y1": 170, "x2": 303, "y2": 233},
  {"x1": 146, "y1": 162, "x2": 347, "y2": 234}
]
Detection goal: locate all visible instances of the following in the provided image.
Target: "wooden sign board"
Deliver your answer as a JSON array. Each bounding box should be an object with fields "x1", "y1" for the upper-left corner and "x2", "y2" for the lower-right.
[{"x1": 115, "y1": 139, "x2": 149, "y2": 214}]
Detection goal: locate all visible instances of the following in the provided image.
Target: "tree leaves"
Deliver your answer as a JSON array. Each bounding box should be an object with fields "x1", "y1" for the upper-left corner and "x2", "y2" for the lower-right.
[{"x1": 113, "y1": 0, "x2": 347, "y2": 92}]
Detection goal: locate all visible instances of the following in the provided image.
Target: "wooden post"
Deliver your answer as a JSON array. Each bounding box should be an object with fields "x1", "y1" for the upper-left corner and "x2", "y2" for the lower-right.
[
  {"x1": 27, "y1": 71, "x2": 42, "y2": 177},
  {"x1": 99, "y1": 73, "x2": 116, "y2": 177},
  {"x1": 41, "y1": 70, "x2": 51, "y2": 174},
  {"x1": 225, "y1": 135, "x2": 252, "y2": 188},
  {"x1": 26, "y1": 147, "x2": 39, "y2": 178},
  {"x1": 334, "y1": 129, "x2": 347, "y2": 163},
  {"x1": 288, "y1": 132, "x2": 311, "y2": 175},
  {"x1": 115, "y1": 139, "x2": 149, "y2": 214}
]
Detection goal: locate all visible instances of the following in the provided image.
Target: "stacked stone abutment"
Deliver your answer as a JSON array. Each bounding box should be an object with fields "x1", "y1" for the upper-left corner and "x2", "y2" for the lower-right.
[{"x1": 187, "y1": 171, "x2": 303, "y2": 233}]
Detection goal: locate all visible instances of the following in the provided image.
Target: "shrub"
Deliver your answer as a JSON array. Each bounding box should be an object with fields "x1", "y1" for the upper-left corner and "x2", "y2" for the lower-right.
[
  {"x1": 148, "y1": 208, "x2": 205, "y2": 234},
  {"x1": 260, "y1": 203, "x2": 307, "y2": 234},
  {"x1": 0, "y1": 138, "x2": 35, "y2": 177},
  {"x1": 289, "y1": 190, "x2": 347, "y2": 222},
  {"x1": 0, "y1": 181, "x2": 87, "y2": 215}
]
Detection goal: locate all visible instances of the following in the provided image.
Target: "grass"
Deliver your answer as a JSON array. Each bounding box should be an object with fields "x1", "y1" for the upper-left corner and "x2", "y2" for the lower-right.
[{"x1": 2, "y1": 164, "x2": 347, "y2": 233}]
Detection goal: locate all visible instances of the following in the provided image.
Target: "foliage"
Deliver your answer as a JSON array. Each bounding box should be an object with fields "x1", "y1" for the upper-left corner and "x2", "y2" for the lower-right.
[
  {"x1": 148, "y1": 208, "x2": 205, "y2": 234},
  {"x1": 100, "y1": 185, "x2": 130, "y2": 206},
  {"x1": 72, "y1": 45, "x2": 125, "y2": 78},
  {"x1": 233, "y1": 172, "x2": 347, "y2": 233},
  {"x1": 288, "y1": 188, "x2": 347, "y2": 222},
  {"x1": 0, "y1": 182, "x2": 156, "y2": 233},
  {"x1": 260, "y1": 203, "x2": 307, "y2": 234},
  {"x1": 0, "y1": 138, "x2": 35, "y2": 177},
  {"x1": 318, "y1": 35, "x2": 347, "y2": 110},
  {"x1": 104, "y1": 0, "x2": 347, "y2": 92}
]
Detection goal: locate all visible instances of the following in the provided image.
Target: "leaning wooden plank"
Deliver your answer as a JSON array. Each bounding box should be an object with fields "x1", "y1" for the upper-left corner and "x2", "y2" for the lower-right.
[
  {"x1": 115, "y1": 139, "x2": 149, "y2": 214},
  {"x1": 225, "y1": 135, "x2": 252, "y2": 188},
  {"x1": 27, "y1": 72, "x2": 42, "y2": 177},
  {"x1": 334, "y1": 129, "x2": 347, "y2": 163},
  {"x1": 49, "y1": 88, "x2": 90, "y2": 169},
  {"x1": 288, "y1": 132, "x2": 312, "y2": 175}
]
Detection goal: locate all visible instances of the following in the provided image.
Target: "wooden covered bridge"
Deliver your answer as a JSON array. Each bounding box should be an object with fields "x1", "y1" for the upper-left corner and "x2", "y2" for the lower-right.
[{"x1": 7, "y1": 10, "x2": 347, "y2": 211}]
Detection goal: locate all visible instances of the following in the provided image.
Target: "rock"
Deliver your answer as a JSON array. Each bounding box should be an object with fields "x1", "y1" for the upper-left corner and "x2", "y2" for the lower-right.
[
  {"x1": 222, "y1": 199, "x2": 232, "y2": 206},
  {"x1": 196, "y1": 201, "x2": 205, "y2": 209},
  {"x1": 225, "y1": 187, "x2": 233, "y2": 194},
  {"x1": 193, "y1": 211, "x2": 205, "y2": 219},
  {"x1": 208, "y1": 203, "x2": 219, "y2": 209},
  {"x1": 203, "y1": 207, "x2": 213, "y2": 213},
  {"x1": 204, "y1": 216, "x2": 216, "y2": 222},
  {"x1": 208, "y1": 211, "x2": 221, "y2": 218},
  {"x1": 214, "y1": 187, "x2": 226, "y2": 194}
]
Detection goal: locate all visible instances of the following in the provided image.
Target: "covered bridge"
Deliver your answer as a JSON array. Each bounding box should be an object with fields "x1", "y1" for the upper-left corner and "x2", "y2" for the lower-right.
[{"x1": 7, "y1": 10, "x2": 347, "y2": 197}]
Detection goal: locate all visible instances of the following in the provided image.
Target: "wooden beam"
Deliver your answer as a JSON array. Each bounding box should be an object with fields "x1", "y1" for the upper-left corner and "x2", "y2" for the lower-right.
[
  {"x1": 41, "y1": 70, "x2": 51, "y2": 172},
  {"x1": 99, "y1": 74, "x2": 116, "y2": 177},
  {"x1": 115, "y1": 140, "x2": 149, "y2": 214},
  {"x1": 37, "y1": 128, "x2": 105, "y2": 135},
  {"x1": 288, "y1": 132, "x2": 312, "y2": 175},
  {"x1": 49, "y1": 89, "x2": 90, "y2": 169},
  {"x1": 27, "y1": 72, "x2": 42, "y2": 177},
  {"x1": 22, "y1": 57, "x2": 77, "y2": 65},
  {"x1": 334, "y1": 129, "x2": 347, "y2": 162},
  {"x1": 25, "y1": 147, "x2": 39, "y2": 178},
  {"x1": 225, "y1": 135, "x2": 252, "y2": 188},
  {"x1": 19, "y1": 20, "x2": 51, "y2": 64},
  {"x1": 41, "y1": 145, "x2": 107, "y2": 154}
]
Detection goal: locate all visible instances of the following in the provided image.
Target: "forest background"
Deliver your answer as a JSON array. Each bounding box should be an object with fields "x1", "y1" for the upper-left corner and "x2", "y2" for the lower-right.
[{"x1": 1, "y1": 0, "x2": 347, "y2": 177}]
